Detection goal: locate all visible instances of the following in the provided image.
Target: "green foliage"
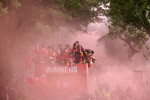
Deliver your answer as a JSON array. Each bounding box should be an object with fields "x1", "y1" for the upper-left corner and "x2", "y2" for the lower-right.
[
  {"x1": 108, "y1": 0, "x2": 150, "y2": 31},
  {"x1": 56, "y1": 0, "x2": 103, "y2": 31},
  {"x1": 0, "y1": 0, "x2": 104, "y2": 32},
  {"x1": 64, "y1": 0, "x2": 82, "y2": 10},
  {"x1": 100, "y1": 0, "x2": 150, "y2": 57},
  {"x1": 106, "y1": 25, "x2": 149, "y2": 58}
]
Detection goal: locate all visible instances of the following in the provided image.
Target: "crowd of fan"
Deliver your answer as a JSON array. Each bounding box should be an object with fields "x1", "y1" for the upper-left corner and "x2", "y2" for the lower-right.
[{"x1": 30, "y1": 41, "x2": 96, "y2": 66}]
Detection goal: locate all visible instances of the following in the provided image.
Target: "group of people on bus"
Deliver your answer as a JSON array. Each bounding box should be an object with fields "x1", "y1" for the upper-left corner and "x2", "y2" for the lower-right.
[
  {"x1": 29, "y1": 41, "x2": 95, "y2": 66},
  {"x1": 24, "y1": 41, "x2": 97, "y2": 83},
  {"x1": 25, "y1": 41, "x2": 96, "y2": 77}
]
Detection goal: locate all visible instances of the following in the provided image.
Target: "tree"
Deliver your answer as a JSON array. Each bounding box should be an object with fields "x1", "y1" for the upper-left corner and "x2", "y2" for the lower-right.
[
  {"x1": 57, "y1": 0, "x2": 104, "y2": 32},
  {"x1": 0, "y1": 0, "x2": 104, "y2": 31},
  {"x1": 99, "y1": 0, "x2": 150, "y2": 57}
]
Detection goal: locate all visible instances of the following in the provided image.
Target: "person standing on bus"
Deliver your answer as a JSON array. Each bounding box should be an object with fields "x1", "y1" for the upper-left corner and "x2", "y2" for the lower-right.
[
  {"x1": 83, "y1": 49, "x2": 95, "y2": 64},
  {"x1": 70, "y1": 41, "x2": 79, "y2": 54}
]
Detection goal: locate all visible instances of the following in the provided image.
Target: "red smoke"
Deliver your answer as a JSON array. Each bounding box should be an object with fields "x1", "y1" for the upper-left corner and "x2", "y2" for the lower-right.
[{"x1": 0, "y1": 1, "x2": 150, "y2": 100}]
